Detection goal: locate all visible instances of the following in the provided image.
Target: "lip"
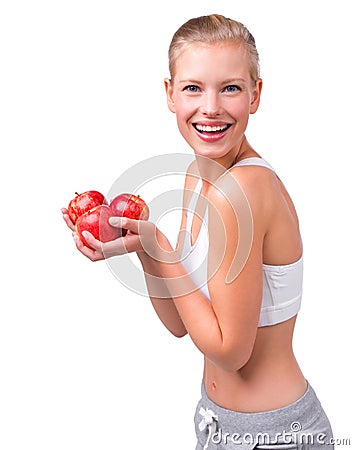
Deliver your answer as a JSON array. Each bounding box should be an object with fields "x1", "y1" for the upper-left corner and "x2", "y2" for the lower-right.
[{"x1": 192, "y1": 121, "x2": 232, "y2": 143}]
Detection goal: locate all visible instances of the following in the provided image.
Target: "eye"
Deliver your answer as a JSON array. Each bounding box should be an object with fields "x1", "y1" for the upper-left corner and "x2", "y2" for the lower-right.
[
  {"x1": 223, "y1": 85, "x2": 241, "y2": 93},
  {"x1": 183, "y1": 85, "x2": 200, "y2": 93}
]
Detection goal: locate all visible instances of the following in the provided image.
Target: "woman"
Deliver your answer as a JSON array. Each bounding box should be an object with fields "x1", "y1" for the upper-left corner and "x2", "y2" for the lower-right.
[{"x1": 63, "y1": 14, "x2": 333, "y2": 450}]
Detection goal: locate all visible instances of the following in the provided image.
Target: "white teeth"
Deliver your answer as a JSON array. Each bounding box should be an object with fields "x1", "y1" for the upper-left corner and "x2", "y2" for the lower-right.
[{"x1": 195, "y1": 124, "x2": 228, "y2": 132}]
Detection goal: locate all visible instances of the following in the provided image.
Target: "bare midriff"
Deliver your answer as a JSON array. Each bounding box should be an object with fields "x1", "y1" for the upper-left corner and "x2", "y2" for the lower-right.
[{"x1": 203, "y1": 316, "x2": 307, "y2": 413}]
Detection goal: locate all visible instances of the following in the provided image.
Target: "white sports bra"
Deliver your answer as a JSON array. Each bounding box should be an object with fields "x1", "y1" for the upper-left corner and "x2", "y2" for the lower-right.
[{"x1": 180, "y1": 157, "x2": 303, "y2": 327}]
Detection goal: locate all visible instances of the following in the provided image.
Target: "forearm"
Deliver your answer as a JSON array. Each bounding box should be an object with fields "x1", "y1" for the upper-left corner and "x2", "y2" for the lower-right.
[
  {"x1": 149, "y1": 238, "x2": 238, "y2": 370},
  {"x1": 137, "y1": 251, "x2": 188, "y2": 338},
  {"x1": 159, "y1": 261, "x2": 224, "y2": 362},
  {"x1": 114, "y1": 218, "x2": 244, "y2": 370}
]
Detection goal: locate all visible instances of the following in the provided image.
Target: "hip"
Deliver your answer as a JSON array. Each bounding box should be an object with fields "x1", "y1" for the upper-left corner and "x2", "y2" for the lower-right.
[
  {"x1": 194, "y1": 380, "x2": 333, "y2": 450},
  {"x1": 203, "y1": 352, "x2": 307, "y2": 412}
]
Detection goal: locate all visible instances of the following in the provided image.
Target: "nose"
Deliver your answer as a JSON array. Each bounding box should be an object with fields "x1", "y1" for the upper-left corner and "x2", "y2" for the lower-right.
[{"x1": 199, "y1": 90, "x2": 222, "y2": 116}]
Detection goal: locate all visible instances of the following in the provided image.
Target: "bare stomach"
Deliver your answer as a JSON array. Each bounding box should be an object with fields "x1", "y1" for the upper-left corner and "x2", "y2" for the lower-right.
[{"x1": 203, "y1": 317, "x2": 308, "y2": 413}]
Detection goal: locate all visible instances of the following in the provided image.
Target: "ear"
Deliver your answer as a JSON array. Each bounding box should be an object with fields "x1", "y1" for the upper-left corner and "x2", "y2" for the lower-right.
[
  {"x1": 164, "y1": 77, "x2": 176, "y2": 113},
  {"x1": 250, "y1": 78, "x2": 262, "y2": 114}
]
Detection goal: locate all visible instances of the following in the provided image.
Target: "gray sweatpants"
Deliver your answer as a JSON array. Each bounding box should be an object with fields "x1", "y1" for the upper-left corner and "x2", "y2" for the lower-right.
[{"x1": 194, "y1": 381, "x2": 333, "y2": 450}]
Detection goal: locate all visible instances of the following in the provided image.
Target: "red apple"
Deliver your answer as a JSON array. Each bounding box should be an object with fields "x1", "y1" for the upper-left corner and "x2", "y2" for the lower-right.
[
  {"x1": 68, "y1": 190, "x2": 106, "y2": 224},
  {"x1": 109, "y1": 193, "x2": 149, "y2": 235},
  {"x1": 110, "y1": 193, "x2": 149, "y2": 220},
  {"x1": 75, "y1": 204, "x2": 121, "y2": 249}
]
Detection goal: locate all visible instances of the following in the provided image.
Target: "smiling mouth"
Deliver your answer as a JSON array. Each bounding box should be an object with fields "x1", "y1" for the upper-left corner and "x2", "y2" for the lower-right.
[{"x1": 193, "y1": 123, "x2": 232, "y2": 133}]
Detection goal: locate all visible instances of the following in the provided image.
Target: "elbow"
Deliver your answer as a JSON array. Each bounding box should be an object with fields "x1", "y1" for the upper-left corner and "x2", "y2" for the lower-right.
[
  {"x1": 217, "y1": 334, "x2": 255, "y2": 372},
  {"x1": 173, "y1": 330, "x2": 188, "y2": 338},
  {"x1": 167, "y1": 324, "x2": 188, "y2": 338},
  {"x1": 221, "y1": 355, "x2": 250, "y2": 373},
  {"x1": 213, "y1": 358, "x2": 246, "y2": 374},
  {"x1": 210, "y1": 346, "x2": 253, "y2": 373}
]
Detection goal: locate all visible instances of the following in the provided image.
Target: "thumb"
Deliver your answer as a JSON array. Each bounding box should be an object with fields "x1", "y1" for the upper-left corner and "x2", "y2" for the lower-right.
[
  {"x1": 109, "y1": 216, "x2": 141, "y2": 233},
  {"x1": 109, "y1": 216, "x2": 126, "y2": 228}
]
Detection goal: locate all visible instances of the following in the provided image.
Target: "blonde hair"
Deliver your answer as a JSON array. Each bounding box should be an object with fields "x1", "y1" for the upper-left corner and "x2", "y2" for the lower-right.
[{"x1": 168, "y1": 14, "x2": 260, "y2": 84}]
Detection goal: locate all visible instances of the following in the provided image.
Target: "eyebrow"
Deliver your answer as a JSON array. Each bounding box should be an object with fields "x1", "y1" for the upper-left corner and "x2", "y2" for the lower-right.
[
  {"x1": 222, "y1": 78, "x2": 247, "y2": 84},
  {"x1": 177, "y1": 78, "x2": 247, "y2": 85},
  {"x1": 177, "y1": 79, "x2": 201, "y2": 85}
]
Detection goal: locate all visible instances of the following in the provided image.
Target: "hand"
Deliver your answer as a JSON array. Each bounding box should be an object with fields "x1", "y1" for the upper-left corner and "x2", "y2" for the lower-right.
[
  {"x1": 71, "y1": 217, "x2": 144, "y2": 262},
  {"x1": 62, "y1": 207, "x2": 115, "y2": 261},
  {"x1": 62, "y1": 210, "x2": 172, "y2": 262},
  {"x1": 61, "y1": 207, "x2": 75, "y2": 232},
  {"x1": 109, "y1": 217, "x2": 175, "y2": 263}
]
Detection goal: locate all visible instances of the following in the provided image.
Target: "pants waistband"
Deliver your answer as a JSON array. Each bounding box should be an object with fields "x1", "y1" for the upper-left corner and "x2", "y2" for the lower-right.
[{"x1": 200, "y1": 380, "x2": 321, "y2": 433}]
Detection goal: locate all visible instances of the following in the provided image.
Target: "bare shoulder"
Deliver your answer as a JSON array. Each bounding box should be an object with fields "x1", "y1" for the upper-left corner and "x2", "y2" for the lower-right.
[
  {"x1": 229, "y1": 164, "x2": 279, "y2": 206},
  {"x1": 213, "y1": 163, "x2": 302, "y2": 265},
  {"x1": 209, "y1": 164, "x2": 278, "y2": 228}
]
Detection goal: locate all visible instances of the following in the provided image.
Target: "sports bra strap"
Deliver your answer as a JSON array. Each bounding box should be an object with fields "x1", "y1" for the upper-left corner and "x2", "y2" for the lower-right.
[
  {"x1": 232, "y1": 157, "x2": 275, "y2": 172},
  {"x1": 186, "y1": 157, "x2": 274, "y2": 230}
]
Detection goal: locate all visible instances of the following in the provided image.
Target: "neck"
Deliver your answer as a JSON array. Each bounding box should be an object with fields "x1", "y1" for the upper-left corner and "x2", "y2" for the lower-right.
[{"x1": 195, "y1": 136, "x2": 254, "y2": 186}]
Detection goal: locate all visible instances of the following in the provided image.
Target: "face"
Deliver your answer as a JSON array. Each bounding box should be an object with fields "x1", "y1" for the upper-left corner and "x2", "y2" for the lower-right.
[{"x1": 165, "y1": 42, "x2": 262, "y2": 166}]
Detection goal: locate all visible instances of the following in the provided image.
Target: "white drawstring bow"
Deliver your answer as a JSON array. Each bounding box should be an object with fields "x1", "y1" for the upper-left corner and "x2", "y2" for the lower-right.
[{"x1": 198, "y1": 407, "x2": 218, "y2": 450}]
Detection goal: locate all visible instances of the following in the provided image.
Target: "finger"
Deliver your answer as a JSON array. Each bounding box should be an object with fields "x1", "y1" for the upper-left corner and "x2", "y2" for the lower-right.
[
  {"x1": 108, "y1": 216, "x2": 128, "y2": 228},
  {"x1": 73, "y1": 232, "x2": 103, "y2": 261},
  {"x1": 73, "y1": 232, "x2": 96, "y2": 256},
  {"x1": 99, "y1": 236, "x2": 128, "y2": 256},
  {"x1": 81, "y1": 231, "x2": 104, "y2": 251},
  {"x1": 61, "y1": 208, "x2": 75, "y2": 231},
  {"x1": 109, "y1": 216, "x2": 143, "y2": 234},
  {"x1": 100, "y1": 233, "x2": 142, "y2": 256}
]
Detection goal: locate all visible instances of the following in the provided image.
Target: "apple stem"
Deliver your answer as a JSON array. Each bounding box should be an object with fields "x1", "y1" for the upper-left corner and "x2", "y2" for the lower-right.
[{"x1": 75, "y1": 192, "x2": 79, "y2": 196}]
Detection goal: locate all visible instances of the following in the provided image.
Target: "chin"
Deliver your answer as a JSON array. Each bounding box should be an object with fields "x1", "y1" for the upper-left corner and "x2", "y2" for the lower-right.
[{"x1": 192, "y1": 145, "x2": 231, "y2": 161}]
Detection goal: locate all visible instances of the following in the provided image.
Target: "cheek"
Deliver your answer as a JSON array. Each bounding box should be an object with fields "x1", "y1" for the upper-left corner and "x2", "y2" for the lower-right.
[
  {"x1": 175, "y1": 114, "x2": 190, "y2": 140},
  {"x1": 227, "y1": 99, "x2": 252, "y2": 121},
  {"x1": 174, "y1": 98, "x2": 195, "y2": 124},
  {"x1": 175, "y1": 96, "x2": 193, "y2": 113},
  {"x1": 174, "y1": 104, "x2": 195, "y2": 142}
]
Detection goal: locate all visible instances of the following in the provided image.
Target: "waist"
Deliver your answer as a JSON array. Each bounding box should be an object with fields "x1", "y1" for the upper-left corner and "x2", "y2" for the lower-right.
[
  {"x1": 203, "y1": 353, "x2": 307, "y2": 413},
  {"x1": 195, "y1": 375, "x2": 333, "y2": 449},
  {"x1": 200, "y1": 374, "x2": 312, "y2": 424}
]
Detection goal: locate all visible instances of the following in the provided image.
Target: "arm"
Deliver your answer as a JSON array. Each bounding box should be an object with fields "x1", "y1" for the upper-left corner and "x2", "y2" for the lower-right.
[
  {"x1": 118, "y1": 169, "x2": 266, "y2": 372},
  {"x1": 61, "y1": 206, "x2": 188, "y2": 337},
  {"x1": 61, "y1": 167, "x2": 198, "y2": 339},
  {"x1": 137, "y1": 251, "x2": 188, "y2": 338},
  {"x1": 126, "y1": 161, "x2": 201, "y2": 338},
  {"x1": 62, "y1": 167, "x2": 265, "y2": 369},
  {"x1": 140, "y1": 160, "x2": 201, "y2": 337}
]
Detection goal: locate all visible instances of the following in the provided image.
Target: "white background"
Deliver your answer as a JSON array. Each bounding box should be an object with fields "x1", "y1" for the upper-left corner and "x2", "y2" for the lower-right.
[{"x1": 1, "y1": 0, "x2": 353, "y2": 448}]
